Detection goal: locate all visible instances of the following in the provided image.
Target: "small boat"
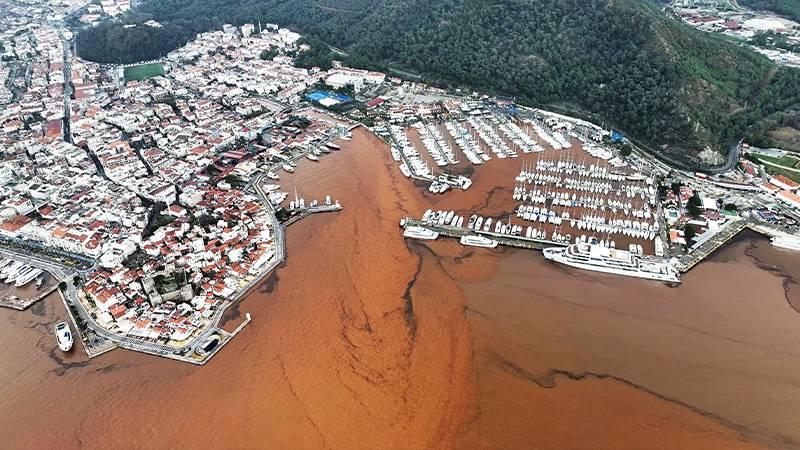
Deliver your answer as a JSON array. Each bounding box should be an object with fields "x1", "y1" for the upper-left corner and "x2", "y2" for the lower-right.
[
  {"x1": 266, "y1": 171, "x2": 280, "y2": 180},
  {"x1": 282, "y1": 164, "x2": 295, "y2": 173},
  {"x1": 306, "y1": 153, "x2": 319, "y2": 162},
  {"x1": 326, "y1": 142, "x2": 341, "y2": 150},
  {"x1": 55, "y1": 322, "x2": 73, "y2": 352},
  {"x1": 36, "y1": 276, "x2": 44, "y2": 288}
]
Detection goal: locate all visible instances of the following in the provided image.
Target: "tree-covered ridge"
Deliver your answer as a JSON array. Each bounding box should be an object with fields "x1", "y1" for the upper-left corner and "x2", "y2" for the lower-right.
[
  {"x1": 75, "y1": 0, "x2": 800, "y2": 168},
  {"x1": 740, "y1": 0, "x2": 800, "y2": 22}
]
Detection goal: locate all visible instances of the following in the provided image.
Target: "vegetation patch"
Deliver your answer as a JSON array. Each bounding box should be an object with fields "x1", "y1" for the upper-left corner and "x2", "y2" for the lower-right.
[{"x1": 124, "y1": 62, "x2": 164, "y2": 81}]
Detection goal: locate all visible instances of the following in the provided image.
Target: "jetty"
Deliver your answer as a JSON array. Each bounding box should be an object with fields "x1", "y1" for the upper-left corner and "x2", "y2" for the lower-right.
[
  {"x1": 674, "y1": 219, "x2": 794, "y2": 273},
  {"x1": 0, "y1": 283, "x2": 58, "y2": 311},
  {"x1": 401, "y1": 217, "x2": 569, "y2": 251},
  {"x1": 675, "y1": 219, "x2": 748, "y2": 272},
  {"x1": 284, "y1": 203, "x2": 344, "y2": 227}
]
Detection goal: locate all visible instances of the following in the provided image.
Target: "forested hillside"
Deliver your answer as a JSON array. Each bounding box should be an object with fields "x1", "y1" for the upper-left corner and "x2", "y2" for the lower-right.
[{"x1": 75, "y1": 0, "x2": 800, "y2": 168}]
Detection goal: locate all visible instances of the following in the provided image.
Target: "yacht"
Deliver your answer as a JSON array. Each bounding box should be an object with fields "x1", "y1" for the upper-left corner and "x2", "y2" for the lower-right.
[
  {"x1": 543, "y1": 243, "x2": 680, "y2": 283},
  {"x1": 282, "y1": 164, "x2": 295, "y2": 173},
  {"x1": 460, "y1": 235, "x2": 498, "y2": 249},
  {"x1": 16, "y1": 268, "x2": 43, "y2": 287},
  {"x1": 306, "y1": 153, "x2": 319, "y2": 162},
  {"x1": 266, "y1": 171, "x2": 280, "y2": 180},
  {"x1": 399, "y1": 163, "x2": 412, "y2": 178},
  {"x1": 1, "y1": 261, "x2": 23, "y2": 282},
  {"x1": 54, "y1": 322, "x2": 73, "y2": 352},
  {"x1": 403, "y1": 226, "x2": 439, "y2": 240},
  {"x1": 326, "y1": 142, "x2": 341, "y2": 150},
  {"x1": 772, "y1": 234, "x2": 800, "y2": 252}
]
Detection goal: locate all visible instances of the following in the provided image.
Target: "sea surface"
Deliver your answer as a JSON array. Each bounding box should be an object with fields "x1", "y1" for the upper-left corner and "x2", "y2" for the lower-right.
[{"x1": 1, "y1": 128, "x2": 799, "y2": 449}]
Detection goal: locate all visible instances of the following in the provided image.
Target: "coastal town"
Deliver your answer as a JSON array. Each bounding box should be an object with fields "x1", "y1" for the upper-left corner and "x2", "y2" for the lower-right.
[
  {"x1": 668, "y1": 0, "x2": 800, "y2": 67},
  {"x1": 0, "y1": 0, "x2": 349, "y2": 363},
  {"x1": 1, "y1": 0, "x2": 800, "y2": 363}
]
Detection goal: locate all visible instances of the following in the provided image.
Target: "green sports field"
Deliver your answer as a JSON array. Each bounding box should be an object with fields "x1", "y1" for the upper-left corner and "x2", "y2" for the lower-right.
[{"x1": 124, "y1": 63, "x2": 164, "y2": 81}]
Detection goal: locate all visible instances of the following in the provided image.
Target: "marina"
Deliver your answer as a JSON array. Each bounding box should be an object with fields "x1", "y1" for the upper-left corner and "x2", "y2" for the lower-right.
[{"x1": 386, "y1": 104, "x2": 800, "y2": 284}]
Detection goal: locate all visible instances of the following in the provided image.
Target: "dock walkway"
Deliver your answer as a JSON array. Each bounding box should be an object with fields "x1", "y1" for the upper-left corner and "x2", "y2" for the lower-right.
[
  {"x1": 674, "y1": 219, "x2": 793, "y2": 273},
  {"x1": 403, "y1": 218, "x2": 569, "y2": 251},
  {"x1": 284, "y1": 204, "x2": 343, "y2": 227},
  {"x1": 675, "y1": 219, "x2": 747, "y2": 273}
]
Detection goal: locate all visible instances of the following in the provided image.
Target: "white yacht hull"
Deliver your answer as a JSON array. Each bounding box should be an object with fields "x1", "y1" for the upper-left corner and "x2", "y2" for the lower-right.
[
  {"x1": 771, "y1": 236, "x2": 800, "y2": 252},
  {"x1": 543, "y1": 247, "x2": 680, "y2": 283},
  {"x1": 403, "y1": 226, "x2": 439, "y2": 240},
  {"x1": 460, "y1": 235, "x2": 498, "y2": 249}
]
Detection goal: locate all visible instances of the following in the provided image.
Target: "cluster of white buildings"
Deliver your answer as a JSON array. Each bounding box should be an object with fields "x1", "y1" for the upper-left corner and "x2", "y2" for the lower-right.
[
  {"x1": 0, "y1": 22, "x2": 340, "y2": 345},
  {"x1": 168, "y1": 27, "x2": 323, "y2": 105},
  {"x1": 0, "y1": 0, "x2": 366, "y2": 345}
]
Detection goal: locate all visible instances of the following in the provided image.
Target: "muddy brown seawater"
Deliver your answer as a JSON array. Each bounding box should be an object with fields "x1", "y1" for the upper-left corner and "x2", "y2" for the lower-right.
[{"x1": 0, "y1": 129, "x2": 796, "y2": 449}]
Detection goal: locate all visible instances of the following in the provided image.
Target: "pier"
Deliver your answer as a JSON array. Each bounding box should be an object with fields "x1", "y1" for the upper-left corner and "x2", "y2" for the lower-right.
[
  {"x1": 283, "y1": 204, "x2": 344, "y2": 227},
  {"x1": 674, "y1": 219, "x2": 794, "y2": 273},
  {"x1": 0, "y1": 283, "x2": 58, "y2": 311},
  {"x1": 402, "y1": 218, "x2": 569, "y2": 251},
  {"x1": 674, "y1": 219, "x2": 748, "y2": 273}
]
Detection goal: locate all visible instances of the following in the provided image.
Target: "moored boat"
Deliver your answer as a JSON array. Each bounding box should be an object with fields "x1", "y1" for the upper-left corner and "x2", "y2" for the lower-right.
[
  {"x1": 772, "y1": 234, "x2": 800, "y2": 252},
  {"x1": 403, "y1": 226, "x2": 439, "y2": 240},
  {"x1": 459, "y1": 235, "x2": 498, "y2": 249},
  {"x1": 543, "y1": 243, "x2": 680, "y2": 283},
  {"x1": 55, "y1": 322, "x2": 73, "y2": 352}
]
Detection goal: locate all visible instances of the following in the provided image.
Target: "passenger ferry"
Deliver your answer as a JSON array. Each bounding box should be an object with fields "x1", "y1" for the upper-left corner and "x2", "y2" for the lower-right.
[
  {"x1": 460, "y1": 235, "x2": 498, "y2": 249},
  {"x1": 403, "y1": 226, "x2": 439, "y2": 240},
  {"x1": 543, "y1": 243, "x2": 680, "y2": 283},
  {"x1": 772, "y1": 234, "x2": 800, "y2": 252}
]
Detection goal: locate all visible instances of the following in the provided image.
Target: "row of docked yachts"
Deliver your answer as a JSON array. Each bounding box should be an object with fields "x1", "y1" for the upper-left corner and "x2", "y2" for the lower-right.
[
  {"x1": 521, "y1": 118, "x2": 571, "y2": 150},
  {"x1": 523, "y1": 159, "x2": 644, "y2": 183},
  {"x1": 467, "y1": 117, "x2": 518, "y2": 159},
  {"x1": 389, "y1": 125, "x2": 434, "y2": 180},
  {"x1": 304, "y1": 143, "x2": 337, "y2": 162},
  {"x1": 0, "y1": 259, "x2": 44, "y2": 287},
  {"x1": 444, "y1": 121, "x2": 491, "y2": 165},
  {"x1": 513, "y1": 203, "x2": 658, "y2": 240},
  {"x1": 519, "y1": 162, "x2": 655, "y2": 197},
  {"x1": 574, "y1": 216, "x2": 658, "y2": 241},
  {"x1": 513, "y1": 184, "x2": 653, "y2": 213},
  {"x1": 583, "y1": 143, "x2": 613, "y2": 160},
  {"x1": 497, "y1": 121, "x2": 544, "y2": 154},
  {"x1": 422, "y1": 209, "x2": 464, "y2": 228},
  {"x1": 414, "y1": 122, "x2": 459, "y2": 167}
]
